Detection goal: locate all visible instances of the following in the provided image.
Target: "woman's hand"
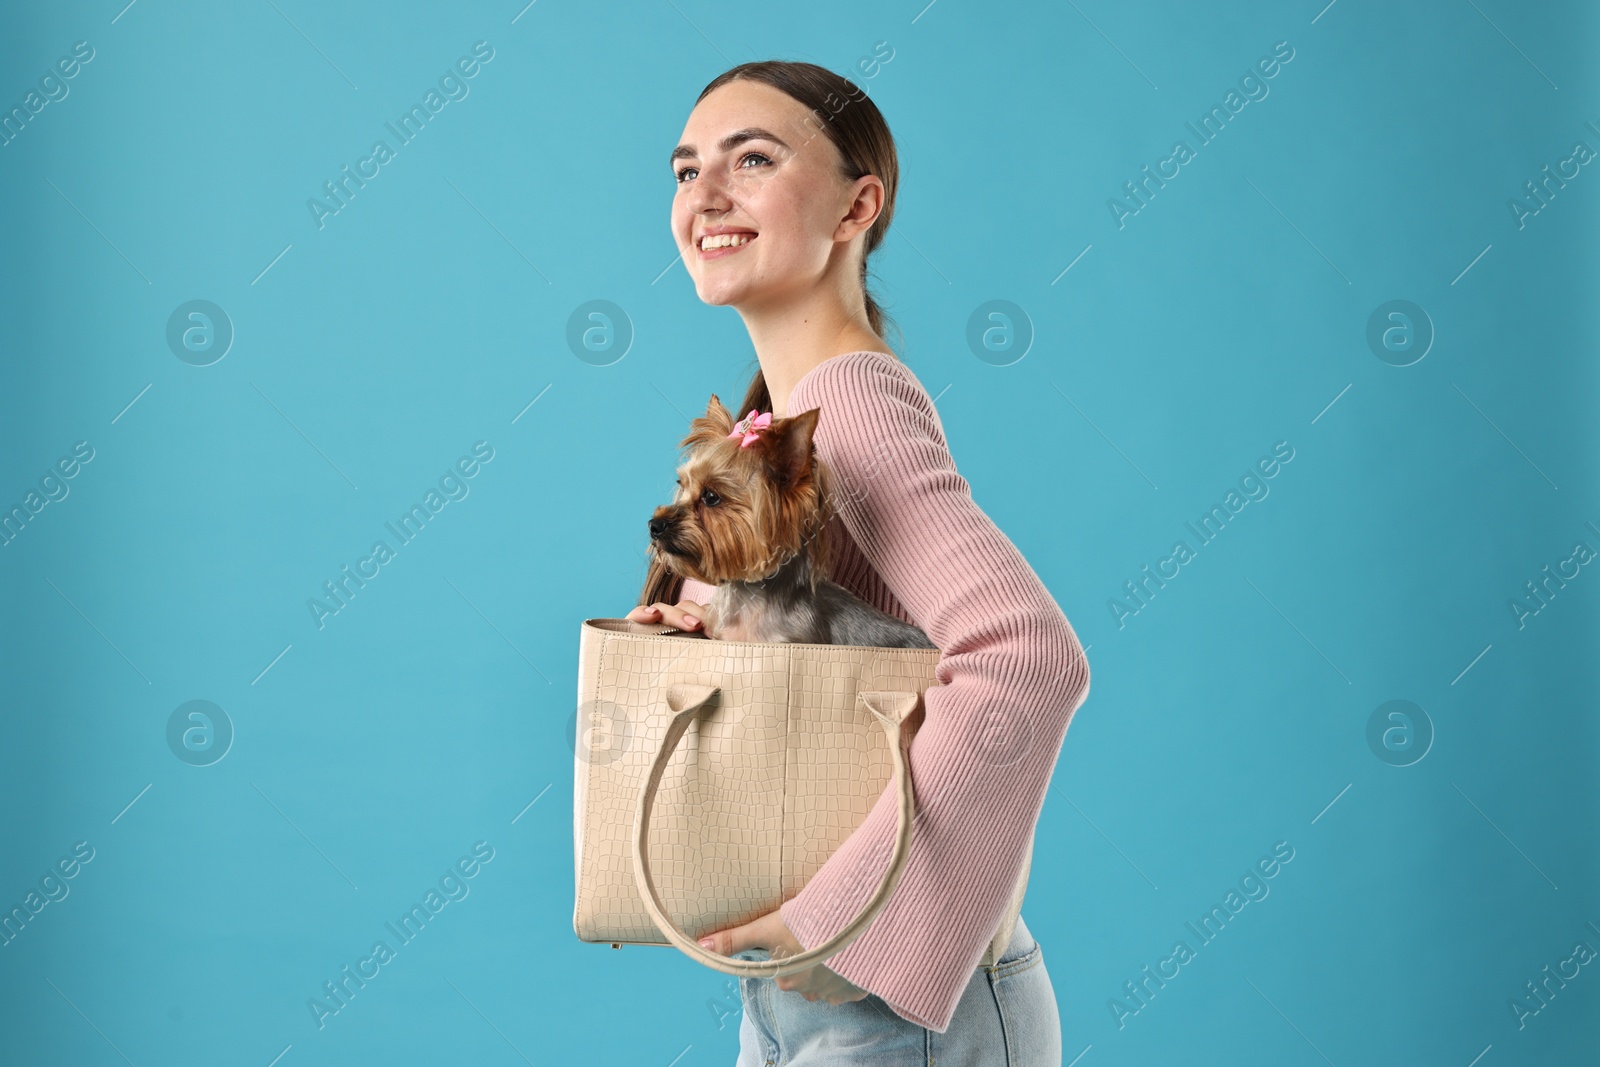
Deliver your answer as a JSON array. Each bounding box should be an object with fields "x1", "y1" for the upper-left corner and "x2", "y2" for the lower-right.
[
  {"x1": 696, "y1": 909, "x2": 871, "y2": 1005},
  {"x1": 627, "y1": 600, "x2": 706, "y2": 632}
]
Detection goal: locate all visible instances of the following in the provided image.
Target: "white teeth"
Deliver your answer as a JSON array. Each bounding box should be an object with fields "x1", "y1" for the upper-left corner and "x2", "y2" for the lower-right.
[{"x1": 701, "y1": 233, "x2": 755, "y2": 250}]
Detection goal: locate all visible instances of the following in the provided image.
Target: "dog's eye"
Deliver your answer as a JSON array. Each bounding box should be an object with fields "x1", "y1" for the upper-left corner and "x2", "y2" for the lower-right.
[{"x1": 699, "y1": 488, "x2": 722, "y2": 507}]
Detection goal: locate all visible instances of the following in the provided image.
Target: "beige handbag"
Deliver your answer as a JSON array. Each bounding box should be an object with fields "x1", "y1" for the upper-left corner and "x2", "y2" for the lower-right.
[{"x1": 572, "y1": 617, "x2": 1032, "y2": 978}]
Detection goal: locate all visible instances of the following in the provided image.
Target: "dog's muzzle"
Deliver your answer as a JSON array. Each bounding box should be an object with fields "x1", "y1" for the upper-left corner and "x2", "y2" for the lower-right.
[{"x1": 648, "y1": 514, "x2": 676, "y2": 547}]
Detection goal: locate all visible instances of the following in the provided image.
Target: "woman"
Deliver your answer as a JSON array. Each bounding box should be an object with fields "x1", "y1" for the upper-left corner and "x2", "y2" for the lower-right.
[{"x1": 626, "y1": 60, "x2": 1090, "y2": 1065}]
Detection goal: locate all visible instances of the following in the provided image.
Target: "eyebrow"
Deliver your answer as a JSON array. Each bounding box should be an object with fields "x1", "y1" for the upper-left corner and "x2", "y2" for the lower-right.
[{"x1": 670, "y1": 127, "x2": 791, "y2": 168}]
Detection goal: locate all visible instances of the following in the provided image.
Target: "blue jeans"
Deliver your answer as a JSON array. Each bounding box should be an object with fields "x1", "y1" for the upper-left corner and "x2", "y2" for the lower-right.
[{"x1": 733, "y1": 914, "x2": 1061, "y2": 1066}]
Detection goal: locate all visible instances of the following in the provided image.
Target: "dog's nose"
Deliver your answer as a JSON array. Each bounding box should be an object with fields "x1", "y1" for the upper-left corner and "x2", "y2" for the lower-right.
[{"x1": 648, "y1": 516, "x2": 669, "y2": 540}]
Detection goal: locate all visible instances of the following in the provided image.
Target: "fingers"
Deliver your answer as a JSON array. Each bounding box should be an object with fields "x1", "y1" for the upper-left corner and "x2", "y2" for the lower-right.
[
  {"x1": 659, "y1": 604, "x2": 700, "y2": 630},
  {"x1": 703, "y1": 912, "x2": 769, "y2": 957},
  {"x1": 630, "y1": 601, "x2": 703, "y2": 631},
  {"x1": 668, "y1": 600, "x2": 703, "y2": 630},
  {"x1": 774, "y1": 967, "x2": 868, "y2": 1004}
]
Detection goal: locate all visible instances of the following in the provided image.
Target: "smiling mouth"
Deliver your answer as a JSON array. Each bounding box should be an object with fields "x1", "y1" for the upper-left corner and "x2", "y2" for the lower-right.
[{"x1": 698, "y1": 232, "x2": 757, "y2": 258}]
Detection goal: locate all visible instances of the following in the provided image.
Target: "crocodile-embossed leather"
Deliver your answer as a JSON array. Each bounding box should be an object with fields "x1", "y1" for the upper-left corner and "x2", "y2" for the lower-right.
[{"x1": 573, "y1": 618, "x2": 1032, "y2": 970}]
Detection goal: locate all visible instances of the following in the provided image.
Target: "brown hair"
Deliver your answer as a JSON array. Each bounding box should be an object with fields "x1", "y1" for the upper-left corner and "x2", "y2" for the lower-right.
[{"x1": 638, "y1": 60, "x2": 904, "y2": 608}]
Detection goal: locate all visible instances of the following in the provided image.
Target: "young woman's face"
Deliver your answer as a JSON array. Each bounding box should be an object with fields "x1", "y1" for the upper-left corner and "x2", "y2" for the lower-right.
[{"x1": 670, "y1": 79, "x2": 873, "y2": 311}]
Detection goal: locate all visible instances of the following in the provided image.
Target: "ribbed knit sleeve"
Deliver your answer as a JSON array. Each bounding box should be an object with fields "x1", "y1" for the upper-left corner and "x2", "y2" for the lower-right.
[
  {"x1": 678, "y1": 576, "x2": 716, "y2": 605},
  {"x1": 775, "y1": 350, "x2": 1090, "y2": 1033}
]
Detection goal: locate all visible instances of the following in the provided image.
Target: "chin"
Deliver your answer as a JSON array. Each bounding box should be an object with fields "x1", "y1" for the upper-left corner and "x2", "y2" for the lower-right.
[{"x1": 692, "y1": 278, "x2": 751, "y2": 307}]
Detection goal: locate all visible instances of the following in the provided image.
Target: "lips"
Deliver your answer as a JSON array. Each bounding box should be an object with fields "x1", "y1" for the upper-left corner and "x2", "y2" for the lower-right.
[
  {"x1": 698, "y1": 232, "x2": 756, "y2": 259},
  {"x1": 696, "y1": 226, "x2": 758, "y2": 255}
]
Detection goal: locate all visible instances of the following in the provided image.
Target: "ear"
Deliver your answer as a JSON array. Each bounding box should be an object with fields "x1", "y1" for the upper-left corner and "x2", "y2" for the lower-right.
[
  {"x1": 761, "y1": 407, "x2": 820, "y2": 487},
  {"x1": 681, "y1": 393, "x2": 737, "y2": 449},
  {"x1": 704, "y1": 393, "x2": 734, "y2": 429}
]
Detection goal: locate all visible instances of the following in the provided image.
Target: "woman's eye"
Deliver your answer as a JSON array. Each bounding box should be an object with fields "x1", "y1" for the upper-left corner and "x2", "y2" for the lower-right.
[
  {"x1": 700, "y1": 488, "x2": 722, "y2": 507},
  {"x1": 675, "y1": 152, "x2": 770, "y2": 185}
]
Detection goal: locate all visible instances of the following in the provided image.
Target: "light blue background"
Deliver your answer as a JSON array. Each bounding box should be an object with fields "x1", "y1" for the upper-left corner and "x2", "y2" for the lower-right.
[{"x1": 2, "y1": 1, "x2": 1596, "y2": 1063}]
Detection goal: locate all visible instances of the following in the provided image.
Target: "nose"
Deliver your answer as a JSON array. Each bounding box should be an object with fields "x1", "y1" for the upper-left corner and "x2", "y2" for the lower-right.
[
  {"x1": 649, "y1": 515, "x2": 670, "y2": 540},
  {"x1": 687, "y1": 171, "x2": 731, "y2": 218}
]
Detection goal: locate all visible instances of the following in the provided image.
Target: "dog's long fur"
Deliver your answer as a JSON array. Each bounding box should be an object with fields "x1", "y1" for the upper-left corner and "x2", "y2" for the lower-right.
[{"x1": 647, "y1": 394, "x2": 935, "y2": 649}]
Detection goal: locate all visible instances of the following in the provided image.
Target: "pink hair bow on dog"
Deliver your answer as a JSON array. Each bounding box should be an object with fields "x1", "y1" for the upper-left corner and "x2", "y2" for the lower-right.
[{"x1": 728, "y1": 409, "x2": 773, "y2": 448}]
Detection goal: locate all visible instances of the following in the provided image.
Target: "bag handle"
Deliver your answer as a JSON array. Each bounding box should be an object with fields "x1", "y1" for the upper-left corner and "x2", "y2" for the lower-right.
[
  {"x1": 587, "y1": 618, "x2": 707, "y2": 638},
  {"x1": 631, "y1": 682, "x2": 918, "y2": 978}
]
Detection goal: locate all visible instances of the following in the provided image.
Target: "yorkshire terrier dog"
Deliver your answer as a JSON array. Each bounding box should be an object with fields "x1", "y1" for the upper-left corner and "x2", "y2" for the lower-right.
[{"x1": 646, "y1": 395, "x2": 936, "y2": 649}]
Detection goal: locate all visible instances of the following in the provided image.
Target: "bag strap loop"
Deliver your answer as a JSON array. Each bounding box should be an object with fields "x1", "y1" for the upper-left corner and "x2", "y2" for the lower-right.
[{"x1": 631, "y1": 682, "x2": 918, "y2": 978}]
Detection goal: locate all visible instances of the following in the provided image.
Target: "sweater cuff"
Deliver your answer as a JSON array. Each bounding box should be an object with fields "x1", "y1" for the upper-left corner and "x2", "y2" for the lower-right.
[{"x1": 677, "y1": 577, "x2": 716, "y2": 604}]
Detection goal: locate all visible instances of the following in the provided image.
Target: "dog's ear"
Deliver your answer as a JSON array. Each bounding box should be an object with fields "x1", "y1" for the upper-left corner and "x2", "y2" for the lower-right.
[
  {"x1": 681, "y1": 393, "x2": 736, "y2": 449},
  {"x1": 761, "y1": 407, "x2": 820, "y2": 487},
  {"x1": 704, "y1": 393, "x2": 734, "y2": 427}
]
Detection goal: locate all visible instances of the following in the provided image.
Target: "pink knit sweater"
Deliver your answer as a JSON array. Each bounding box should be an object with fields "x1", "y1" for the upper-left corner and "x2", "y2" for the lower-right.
[{"x1": 677, "y1": 349, "x2": 1090, "y2": 1033}]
